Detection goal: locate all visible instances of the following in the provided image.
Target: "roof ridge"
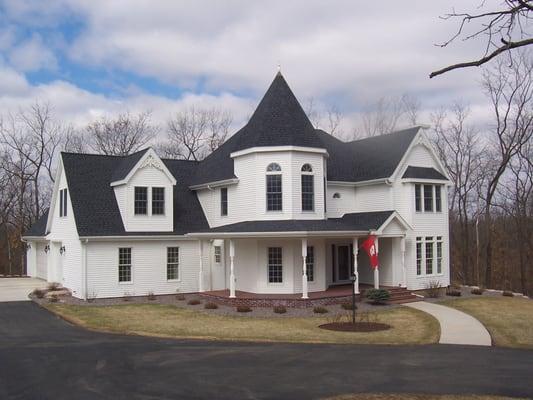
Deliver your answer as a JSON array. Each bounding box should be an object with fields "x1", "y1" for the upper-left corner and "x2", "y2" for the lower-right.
[
  {"x1": 61, "y1": 147, "x2": 151, "y2": 158},
  {"x1": 348, "y1": 126, "x2": 421, "y2": 144}
]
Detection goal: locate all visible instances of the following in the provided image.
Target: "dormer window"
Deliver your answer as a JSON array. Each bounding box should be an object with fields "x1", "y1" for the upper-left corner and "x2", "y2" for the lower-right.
[
  {"x1": 266, "y1": 163, "x2": 282, "y2": 211},
  {"x1": 301, "y1": 164, "x2": 314, "y2": 211},
  {"x1": 134, "y1": 187, "x2": 148, "y2": 215},
  {"x1": 152, "y1": 187, "x2": 165, "y2": 215},
  {"x1": 59, "y1": 188, "x2": 68, "y2": 217}
]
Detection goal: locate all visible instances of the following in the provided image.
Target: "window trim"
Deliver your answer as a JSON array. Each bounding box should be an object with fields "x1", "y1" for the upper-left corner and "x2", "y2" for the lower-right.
[
  {"x1": 220, "y1": 187, "x2": 228, "y2": 216},
  {"x1": 166, "y1": 246, "x2": 180, "y2": 281},
  {"x1": 415, "y1": 184, "x2": 443, "y2": 213},
  {"x1": 118, "y1": 247, "x2": 133, "y2": 284},
  {"x1": 266, "y1": 172, "x2": 283, "y2": 212},
  {"x1": 301, "y1": 164, "x2": 314, "y2": 212},
  {"x1": 415, "y1": 236, "x2": 445, "y2": 278},
  {"x1": 306, "y1": 246, "x2": 314, "y2": 282},
  {"x1": 151, "y1": 187, "x2": 165, "y2": 216},
  {"x1": 59, "y1": 188, "x2": 68, "y2": 218},
  {"x1": 134, "y1": 186, "x2": 148, "y2": 215},
  {"x1": 267, "y1": 246, "x2": 283, "y2": 284}
]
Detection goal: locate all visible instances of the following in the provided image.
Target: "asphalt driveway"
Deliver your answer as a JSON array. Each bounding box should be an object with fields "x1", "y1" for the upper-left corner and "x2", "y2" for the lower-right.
[
  {"x1": 0, "y1": 278, "x2": 47, "y2": 302},
  {"x1": 1, "y1": 302, "x2": 532, "y2": 400}
]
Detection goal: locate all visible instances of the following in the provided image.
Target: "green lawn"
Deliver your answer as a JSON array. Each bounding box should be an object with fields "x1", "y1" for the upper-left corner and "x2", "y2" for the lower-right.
[
  {"x1": 443, "y1": 296, "x2": 533, "y2": 349},
  {"x1": 46, "y1": 303, "x2": 440, "y2": 345}
]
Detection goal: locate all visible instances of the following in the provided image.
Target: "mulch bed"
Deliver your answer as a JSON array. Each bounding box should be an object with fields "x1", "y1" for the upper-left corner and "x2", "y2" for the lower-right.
[{"x1": 319, "y1": 322, "x2": 391, "y2": 332}]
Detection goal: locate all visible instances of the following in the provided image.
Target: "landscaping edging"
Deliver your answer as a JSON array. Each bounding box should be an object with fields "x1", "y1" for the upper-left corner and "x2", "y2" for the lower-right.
[{"x1": 197, "y1": 292, "x2": 358, "y2": 308}]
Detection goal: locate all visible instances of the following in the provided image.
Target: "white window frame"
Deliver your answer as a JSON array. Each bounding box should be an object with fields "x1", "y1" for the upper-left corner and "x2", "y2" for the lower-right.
[
  {"x1": 415, "y1": 236, "x2": 444, "y2": 277},
  {"x1": 166, "y1": 246, "x2": 180, "y2": 281},
  {"x1": 266, "y1": 163, "x2": 283, "y2": 212},
  {"x1": 118, "y1": 247, "x2": 133, "y2": 284},
  {"x1": 214, "y1": 246, "x2": 222, "y2": 264},
  {"x1": 415, "y1": 184, "x2": 443, "y2": 214},
  {"x1": 301, "y1": 164, "x2": 314, "y2": 212},
  {"x1": 267, "y1": 246, "x2": 283, "y2": 284}
]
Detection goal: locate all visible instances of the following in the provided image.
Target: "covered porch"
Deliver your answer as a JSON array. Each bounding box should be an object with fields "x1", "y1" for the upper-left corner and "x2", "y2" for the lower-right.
[{"x1": 191, "y1": 211, "x2": 412, "y2": 301}]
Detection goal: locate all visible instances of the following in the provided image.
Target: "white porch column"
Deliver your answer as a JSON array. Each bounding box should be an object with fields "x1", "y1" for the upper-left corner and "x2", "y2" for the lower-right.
[
  {"x1": 352, "y1": 238, "x2": 359, "y2": 294},
  {"x1": 374, "y1": 237, "x2": 380, "y2": 289},
  {"x1": 400, "y1": 236, "x2": 407, "y2": 288},
  {"x1": 229, "y1": 239, "x2": 236, "y2": 298},
  {"x1": 198, "y1": 240, "x2": 204, "y2": 292},
  {"x1": 301, "y1": 238, "x2": 308, "y2": 299}
]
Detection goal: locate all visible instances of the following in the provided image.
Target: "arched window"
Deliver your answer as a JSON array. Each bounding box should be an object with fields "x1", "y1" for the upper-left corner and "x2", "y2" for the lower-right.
[
  {"x1": 266, "y1": 163, "x2": 281, "y2": 172},
  {"x1": 301, "y1": 164, "x2": 314, "y2": 211},
  {"x1": 266, "y1": 163, "x2": 282, "y2": 211},
  {"x1": 333, "y1": 192, "x2": 341, "y2": 199},
  {"x1": 301, "y1": 163, "x2": 313, "y2": 172}
]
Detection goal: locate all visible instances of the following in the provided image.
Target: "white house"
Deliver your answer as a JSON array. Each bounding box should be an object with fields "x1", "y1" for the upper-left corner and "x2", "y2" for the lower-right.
[{"x1": 23, "y1": 72, "x2": 451, "y2": 302}]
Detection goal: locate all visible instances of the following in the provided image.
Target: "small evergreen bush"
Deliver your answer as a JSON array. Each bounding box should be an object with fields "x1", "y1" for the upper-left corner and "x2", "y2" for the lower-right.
[
  {"x1": 341, "y1": 302, "x2": 357, "y2": 310},
  {"x1": 204, "y1": 302, "x2": 218, "y2": 309},
  {"x1": 366, "y1": 289, "x2": 391, "y2": 304},
  {"x1": 187, "y1": 299, "x2": 201, "y2": 305},
  {"x1": 446, "y1": 289, "x2": 461, "y2": 297},
  {"x1": 236, "y1": 305, "x2": 252, "y2": 313},
  {"x1": 313, "y1": 306, "x2": 328, "y2": 314},
  {"x1": 147, "y1": 291, "x2": 156, "y2": 301},
  {"x1": 471, "y1": 288, "x2": 484, "y2": 295}
]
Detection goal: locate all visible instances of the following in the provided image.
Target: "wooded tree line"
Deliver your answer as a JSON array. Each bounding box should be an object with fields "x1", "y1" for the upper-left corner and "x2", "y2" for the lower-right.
[{"x1": 1, "y1": 53, "x2": 531, "y2": 297}]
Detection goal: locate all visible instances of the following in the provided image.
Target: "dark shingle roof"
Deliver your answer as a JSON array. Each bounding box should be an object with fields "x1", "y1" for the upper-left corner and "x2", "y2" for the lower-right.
[
  {"x1": 402, "y1": 166, "x2": 447, "y2": 180},
  {"x1": 110, "y1": 148, "x2": 150, "y2": 182},
  {"x1": 23, "y1": 210, "x2": 49, "y2": 237},
  {"x1": 191, "y1": 72, "x2": 324, "y2": 186},
  {"x1": 60, "y1": 152, "x2": 209, "y2": 237},
  {"x1": 190, "y1": 72, "x2": 420, "y2": 186},
  {"x1": 195, "y1": 211, "x2": 394, "y2": 234}
]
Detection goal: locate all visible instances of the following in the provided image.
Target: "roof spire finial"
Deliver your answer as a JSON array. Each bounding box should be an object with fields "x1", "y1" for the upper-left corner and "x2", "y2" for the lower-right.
[{"x1": 277, "y1": 61, "x2": 281, "y2": 75}]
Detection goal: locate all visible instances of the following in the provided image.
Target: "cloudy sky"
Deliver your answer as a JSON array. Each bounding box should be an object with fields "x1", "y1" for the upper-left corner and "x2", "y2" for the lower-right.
[{"x1": 0, "y1": 0, "x2": 501, "y2": 137}]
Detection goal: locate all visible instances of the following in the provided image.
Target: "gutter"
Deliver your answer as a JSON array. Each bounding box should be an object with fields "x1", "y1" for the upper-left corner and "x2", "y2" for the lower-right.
[
  {"x1": 187, "y1": 230, "x2": 370, "y2": 239},
  {"x1": 328, "y1": 178, "x2": 391, "y2": 187},
  {"x1": 189, "y1": 178, "x2": 239, "y2": 191}
]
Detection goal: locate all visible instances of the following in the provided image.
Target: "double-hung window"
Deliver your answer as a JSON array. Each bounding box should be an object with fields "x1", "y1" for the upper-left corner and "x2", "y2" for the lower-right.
[
  {"x1": 416, "y1": 237, "x2": 422, "y2": 276},
  {"x1": 152, "y1": 187, "x2": 165, "y2": 215},
  {"x1": 415, "y1": 184, "x2": 443, "y2": 213},
  {"x1": 268, "y1": 247, "x2": 283, "y2": 283},
  {"x1": 214, "y1": 246, "x2": 222, "y2": 263},
  {"x1": 118, "y1": 248, "x2": 132, "y2": 283},
  {"x1": 221, "y1": 188, "x2": 228, "y2": 216},
  {"x1": 301, "y1": 164, "x2": 314, "y2": 212},
  {"x1": 306, "y1": 246, "x2": 314, "y2": 281},
  {"x1": 134, "y1": 187, "x2": 148, "y2": 215},
  {"x1": 59, "y1": 188, "x2": 68, "y2": 217},
  {"x1": 266, "y1": 163, "x2": 282, "y2": 211},
  {"x1": 416, "y1": 236, "x2": 443, "y2": 276},
  {"x1": 167, "y1": 247, "x2": 179, "y2": 280}
]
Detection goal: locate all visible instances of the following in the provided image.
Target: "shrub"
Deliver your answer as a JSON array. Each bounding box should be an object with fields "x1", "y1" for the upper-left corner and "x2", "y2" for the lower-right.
[
  {"x1": 175, "y1": 294, "x2": 186, "y2": 301},
  {"x1": 471, "y1": 288, "x2": 484, "y2": 295},
  {"x1": 273, "y1": 305, "x2": 287, "y2": 314},
  {"x1": 425, "y1": 280, "x2": 442, "y2": 298},
  {"x1": 204, "y1": 302, "x2": 218, "y2": 309},
  {"x1": 123, "y1": 291, "x2": 132, "y2": 302},
  {"x1": 187, "y1": 299, "x2": 201, "y2": 305},
  {"x1": 446, "y1": 289, "x2": 462, "y2": 297},
  {"x1": 236, "y1": 305, "x2": 252, "y2": 313},
  {"x1": 147, "y1": 291, "x2": 157, "y2": 301},
  {"x1": 33, "y1": 288, "x2": 46, "y2": 299},
  {"x1": 366, "y1": 289, "x2": 391, "y2": 304},
  {"x1": 313, "y1": 306, "x2": 328, "y2": 314},
  {"x1": 341, "y1": 302, "x2": 357, "y2": 310},
  {"x1": 47, "y1": 282, "x2": 60, "y2": 291},
  {"x1": 48, "y1": 294, "x2": 59, "y2": 303},
  {"x1": 502, "y1": 290, "x2": 514, "y2": 297},
  {"x1": 87, "y1": 290, "x2": 98, "y2": 303}
]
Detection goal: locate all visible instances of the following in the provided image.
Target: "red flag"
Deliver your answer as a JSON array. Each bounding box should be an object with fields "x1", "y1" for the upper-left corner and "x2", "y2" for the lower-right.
[{"x1": 361, "y1": 235, "x2": 379, "y2": 269}]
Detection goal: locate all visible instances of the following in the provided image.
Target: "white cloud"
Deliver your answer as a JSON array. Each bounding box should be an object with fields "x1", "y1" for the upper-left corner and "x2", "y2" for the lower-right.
[{"x1": 8, "y1": 33, "x2": 58, "y2": 72}]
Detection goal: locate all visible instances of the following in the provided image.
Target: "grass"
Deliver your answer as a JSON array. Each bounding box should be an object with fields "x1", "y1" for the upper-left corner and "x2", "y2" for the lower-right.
[
  {"x1": 443, "y1": 296, "x2": 533, "y2": 349},
  {"x1": 326, "y1": 394, "x2": 526, "y2": 400},
  {"x1": 46, "y1": 303, "x2": 439, "y2": 345}
]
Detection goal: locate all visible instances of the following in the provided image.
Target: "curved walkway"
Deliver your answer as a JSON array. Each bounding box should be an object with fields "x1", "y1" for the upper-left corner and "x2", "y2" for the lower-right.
[{"x1": 405, "y1": 301, "x2": 492, "y2": 346}]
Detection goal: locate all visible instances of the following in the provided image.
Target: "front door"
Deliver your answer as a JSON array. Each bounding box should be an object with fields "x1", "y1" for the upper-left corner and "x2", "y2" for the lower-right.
[{"x1": 332, "y1": 244, "x2": 352, "y2": 284}]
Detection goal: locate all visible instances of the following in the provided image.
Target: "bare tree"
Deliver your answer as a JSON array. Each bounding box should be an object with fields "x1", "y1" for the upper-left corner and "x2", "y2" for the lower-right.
[
  {"x1": 162, "y1": 107, "x2": 232, "y2": 161},
  {"x1": 481, "y1": 52, "x2": 533, "y2": 287},
  {"x1": 432, "y1": 103, "x2": 484, "y2": 284},
  {"x1": 431, "y1": 1, "x2": 533, "y2": 78},
  {"x1": 87, "y1": 111, "x2": 158, "y2": 156}
]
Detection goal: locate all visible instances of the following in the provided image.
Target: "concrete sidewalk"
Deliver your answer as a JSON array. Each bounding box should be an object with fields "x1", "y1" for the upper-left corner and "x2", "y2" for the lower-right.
[{"x1": 405, "y1": 301, "x2": 492, "y2": 346}]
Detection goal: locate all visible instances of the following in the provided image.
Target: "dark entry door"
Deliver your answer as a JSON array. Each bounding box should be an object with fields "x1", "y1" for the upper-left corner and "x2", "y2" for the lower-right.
[{"x1": 337, "y1": 245, "x2": 351, "y2": 281}]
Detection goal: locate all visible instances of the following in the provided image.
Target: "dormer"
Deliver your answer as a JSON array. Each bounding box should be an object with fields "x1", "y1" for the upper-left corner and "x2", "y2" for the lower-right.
[{"x1": 111, "y1": 148, "x2": 176, "y2": 232}]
